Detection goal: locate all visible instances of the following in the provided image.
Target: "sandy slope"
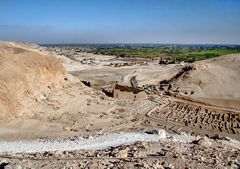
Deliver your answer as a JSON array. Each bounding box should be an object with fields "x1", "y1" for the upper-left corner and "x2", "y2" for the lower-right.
[
  {"x1": 171, "y1": 54, "x2": 240, "y2": 109},
  {"x1": 0, "y1": 42, "x2": 78, "y2": 121}
]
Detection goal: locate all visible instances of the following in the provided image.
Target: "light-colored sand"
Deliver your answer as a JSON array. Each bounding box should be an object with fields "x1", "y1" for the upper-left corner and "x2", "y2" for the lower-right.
[
  {"x1": 0, "y1": 42, "x2": 239, "y2": 155},
  {"x1": 171, "y1": 54, "x2": 240, "y2": 109},
  {"x1": 0, "y1": 42, "x2": 78, "y2": 121},
  {"x1": 0, "y1": 42, "x2": 240, "y2": 169}
]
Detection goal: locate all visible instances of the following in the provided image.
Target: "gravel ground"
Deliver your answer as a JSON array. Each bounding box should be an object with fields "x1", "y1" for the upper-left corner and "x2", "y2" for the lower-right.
[{"x1": 0, "y1": 134, "x2": 239, "y2": 169}]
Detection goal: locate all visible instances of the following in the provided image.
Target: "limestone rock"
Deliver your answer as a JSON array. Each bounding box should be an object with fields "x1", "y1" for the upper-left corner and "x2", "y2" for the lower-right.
[
  {"x1": 195, "y1": 137, "x2": 212, "y2": 148},
  {"x1": 115, "y1": 149, "x2": 128, "y2": 158}
]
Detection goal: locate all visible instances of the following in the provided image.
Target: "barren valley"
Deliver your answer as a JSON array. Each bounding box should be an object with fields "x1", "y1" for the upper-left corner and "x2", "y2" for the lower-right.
[{"x1": 0, "y1": 42, "x2": 239, "y2": 169}]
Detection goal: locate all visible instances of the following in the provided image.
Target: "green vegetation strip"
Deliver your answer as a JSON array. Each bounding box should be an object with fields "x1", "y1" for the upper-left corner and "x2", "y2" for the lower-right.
[{"x1": 93, "y1": 46, "x2": 240, "y2": 63}]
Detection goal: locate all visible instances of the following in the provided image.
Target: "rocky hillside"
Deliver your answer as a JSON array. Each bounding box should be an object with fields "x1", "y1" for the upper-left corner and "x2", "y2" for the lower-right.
[{"x1": 0, "y1": 42, "x2": 78, "y2": 120}]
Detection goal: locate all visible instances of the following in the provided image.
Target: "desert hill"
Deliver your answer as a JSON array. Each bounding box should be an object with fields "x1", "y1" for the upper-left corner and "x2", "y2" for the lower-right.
[
  {"x1": 171, "y1": 54, "x2": 240, "y2": 109},
  {"x1": 0, "y1": 42, "x2": 78, "y2": 120}
]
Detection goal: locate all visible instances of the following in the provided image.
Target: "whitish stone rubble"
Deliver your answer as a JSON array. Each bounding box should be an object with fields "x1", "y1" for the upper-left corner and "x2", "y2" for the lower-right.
[{"x1": 0, "y1": 130, "x2": 197, "y2": 153}]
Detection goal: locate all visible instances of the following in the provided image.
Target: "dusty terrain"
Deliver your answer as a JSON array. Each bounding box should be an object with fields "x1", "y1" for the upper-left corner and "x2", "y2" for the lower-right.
[
  {"x1": 0, "y1": 42, "x2": 239, "y2": 169},
  {"x1": 0, "y1": 42, "x2": 77, "y2": 121},
  {"x1": 170, "y1": 55, "x2": 240, "y2": 110}
]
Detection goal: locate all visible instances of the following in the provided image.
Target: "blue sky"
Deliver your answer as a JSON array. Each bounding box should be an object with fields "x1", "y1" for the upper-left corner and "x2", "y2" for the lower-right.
[{"x1": 0, "y1": 0, "x2": 240, "y2": 44}]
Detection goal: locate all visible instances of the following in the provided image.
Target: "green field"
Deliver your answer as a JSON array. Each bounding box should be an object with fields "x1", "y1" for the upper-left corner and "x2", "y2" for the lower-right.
[{"x1": 93, "y1": 46, "x2": 240, "y2": 63}]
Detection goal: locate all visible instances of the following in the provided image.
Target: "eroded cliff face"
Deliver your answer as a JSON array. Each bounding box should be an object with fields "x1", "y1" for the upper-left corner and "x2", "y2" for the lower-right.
[{"x1": 0, "y1": 42, "x2": 79, "y2": 120}]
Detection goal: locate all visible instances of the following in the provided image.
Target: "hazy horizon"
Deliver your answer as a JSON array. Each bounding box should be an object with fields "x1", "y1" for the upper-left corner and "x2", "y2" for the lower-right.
[
  {"x1": 1, "y1": 0, "x2": 240, "y2": 44},
  {"x1": 39, "y1": 42, "x2": 240, "y2": 46}
]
